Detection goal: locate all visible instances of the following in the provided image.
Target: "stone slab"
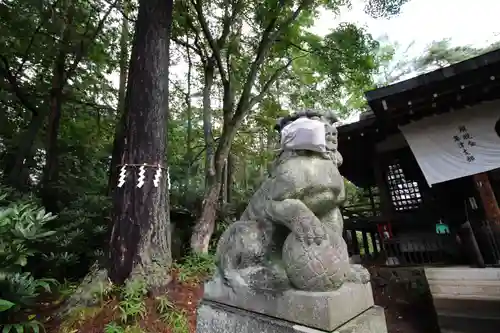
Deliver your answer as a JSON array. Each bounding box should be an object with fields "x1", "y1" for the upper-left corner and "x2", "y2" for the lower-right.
[
  {"x1": 196, "y1": 300, "x2": 387, "y2": 333},
  {"x1": 202, "y1": 277, "x2": 374, "y2": 331},
  {"x1": 425, "y1": 267, "x2": 500, "y2": 333}
]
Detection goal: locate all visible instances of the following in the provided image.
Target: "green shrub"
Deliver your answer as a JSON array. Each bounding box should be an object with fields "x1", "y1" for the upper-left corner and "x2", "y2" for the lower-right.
[{"x1": 0, "y1": 187, "x2": 59, "y2": 330}]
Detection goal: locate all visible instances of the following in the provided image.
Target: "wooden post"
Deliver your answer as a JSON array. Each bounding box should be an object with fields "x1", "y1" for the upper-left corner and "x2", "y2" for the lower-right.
[
  {"x1": 368, "y1": 187, "x2": 376, "y2": 216},
  {"x1": 373, "y1": 155, "x2": 393, "y2": 222},
  {"x1": 362, "y1": 231, "x2": 370, "y2": 258},
  {"x1": 473, "y1": 173, "x2": 500, "y2": 224},
  {"x1": 351, "y1": 230, "x2": 360, "y2": 255},
  {"x1": 460, "y1": 221, "x2": 486, "y2": 268},
  {"x1": 371, "y1": 231, "x2": 379, "y2": 256}
]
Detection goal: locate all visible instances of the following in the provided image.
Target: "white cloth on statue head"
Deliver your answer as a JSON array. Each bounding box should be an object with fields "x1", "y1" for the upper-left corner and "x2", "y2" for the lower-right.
[{"x1": 280, "y1": 117, "x2": 327, "y2": 153}]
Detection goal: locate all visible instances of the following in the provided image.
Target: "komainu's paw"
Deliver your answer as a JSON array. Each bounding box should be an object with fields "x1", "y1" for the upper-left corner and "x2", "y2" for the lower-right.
[
  {"x1": 345, "y1": 264, "x2": 370, "y2": 284},
  {"x1": 292, "y1": 216, "x2": 327, "y2": 246},
  {"x1": 246, "y1": 265, "x2": 291, "y2": 291}
]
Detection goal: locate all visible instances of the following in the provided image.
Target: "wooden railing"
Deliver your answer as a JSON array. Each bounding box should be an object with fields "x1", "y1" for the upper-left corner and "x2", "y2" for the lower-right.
[{"x1": 343, "y1": 229, "x2": 463, "y2": 267}]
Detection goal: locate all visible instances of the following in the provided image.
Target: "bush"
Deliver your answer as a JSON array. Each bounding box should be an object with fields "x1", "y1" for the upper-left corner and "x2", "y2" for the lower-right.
[
  {"x1": 39, "y1": 193, "x2": 110, "y2": 280},
  {"x1": 0, "y1": 187, "x2": 59, "y2": 330}
]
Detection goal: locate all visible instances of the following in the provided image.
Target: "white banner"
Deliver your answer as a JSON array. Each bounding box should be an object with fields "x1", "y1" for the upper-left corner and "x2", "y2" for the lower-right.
[{"x1": 400, "y1": 100, "x2": 500, "y2": 186}]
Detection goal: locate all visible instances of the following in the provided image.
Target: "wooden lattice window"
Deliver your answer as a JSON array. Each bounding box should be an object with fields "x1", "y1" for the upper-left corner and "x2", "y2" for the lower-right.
[{"x1": 386, "y1": 163, "x2": 422, "y2": 211}]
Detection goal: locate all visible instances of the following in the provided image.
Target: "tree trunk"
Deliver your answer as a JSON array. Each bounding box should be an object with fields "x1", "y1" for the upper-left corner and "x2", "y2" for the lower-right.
[
  {"x1": 107, "y1": 1, "x2": 130, "y2": 195},
  {"x1": 191, "y1": 180, "x2": 221, "y2": 253},
  {"x1": 185, "y1": 35, "x2": 193, "y2": 187},
  {"x1": 191, "y1": 127, "x2": 234, "y2": 253},
  {"x1": 108, "y1": 0, "x2": 173, "y2": 290},
  {"x1": 243, "y1": 156, "x2": 248, "y2": 191},
  {"x1": 220, "y1": 158, "x2": 228, "y2": 206},
  {"x1": 41, "y1": 3, "x2": 74, "y2": 212},
  {"x1": 202, "y1": 59, "x2": 215, "y2": 187},
  {"x1": 41, "y1": 87, "x2": 64, "y2": 212},
  {"x1": 226, "y1": 153, "x2": 233, "y2": 204}
]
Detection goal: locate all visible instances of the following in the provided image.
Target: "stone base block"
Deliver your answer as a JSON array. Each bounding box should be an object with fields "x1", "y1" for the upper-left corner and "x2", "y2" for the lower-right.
[
  {"x1": 203, "y1": 277, "x2": 375, "y2": 331},
  {"x1": 196, "y1": 300, "x2": 387, "y2": 333}
]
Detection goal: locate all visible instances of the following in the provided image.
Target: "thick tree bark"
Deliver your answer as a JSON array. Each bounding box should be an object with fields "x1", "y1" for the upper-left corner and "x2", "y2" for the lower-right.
[{"x1": 108, "y1": 0, "x2": 173, "y2": 289}]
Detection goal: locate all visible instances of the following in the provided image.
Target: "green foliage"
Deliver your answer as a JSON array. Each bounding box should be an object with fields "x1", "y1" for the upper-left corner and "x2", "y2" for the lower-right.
[
  {"x1": 0, "y1": 300, "x2": 15, "y2": 313},
  {"x1": 0, "y1": 188, "x2": 56, "y2": 274},
  {"x1": 0, "y1": 186, "x2": 59, "y2": 330},
  {"x1": 59, "y1": 306, "x2": 103, "y2": 333},
  {"x1": 155, "y1": 295, "x2": 189, "y2": 333},
  {"x1": 117, "y1": 279, "x2": 147, "y2": 324},
  {"x1": 104, "y1": 322, "x2": 146, "y2": 333},
  {"x1": 163, "y1": 309, "x2": 189, "y2": 333},
  {"x1": 0, "y1": 320, "x2": 44, "y2": 333},
  {"x1": 105, "y1": 322, "x2": 126, "y2": 333},
  {"x1": 173, "y1": 253, "x2": 216, "y2": 284}
]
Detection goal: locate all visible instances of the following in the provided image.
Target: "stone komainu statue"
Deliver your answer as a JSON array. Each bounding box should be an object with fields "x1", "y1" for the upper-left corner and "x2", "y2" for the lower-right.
[{"x1": 215, "y1": 110, "x2": 369, "y2": 291}]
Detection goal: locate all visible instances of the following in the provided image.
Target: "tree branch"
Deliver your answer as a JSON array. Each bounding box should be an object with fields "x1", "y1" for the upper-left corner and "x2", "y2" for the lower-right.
[
  {"x1": 16, "y1": 0, "x2": 62, "y2": 76},
  {"x1": 233, "y1": 0, "x2": 312, "y2": 124},
  {"x1": 248, "y1": 55, "x2": 306, "y2": 109},
  {"x1": 62, "y1": 0, "x2": 118, "y2": 88},
  {"x1": 171, "y1": 36, "x2": 204, "y2": 59},
  {"x1": 102, "y1": 0, "x2": 137, "y2": 22},
  {"x1": 0, "y1": 55, "x2": 39, "y2": 115},
  {"x1": 190, "y1": 0, "x2": 233, "y2": 84}
]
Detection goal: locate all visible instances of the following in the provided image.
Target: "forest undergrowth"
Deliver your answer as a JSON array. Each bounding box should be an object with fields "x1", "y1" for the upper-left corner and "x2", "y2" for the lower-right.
[
  {"x1": 18, "y1": 253, "x2": 212, "y2": 333},
  {"x1": 48, "y1": 254, "x2": 214, "y2": 333},
  {"x1": 0, "y1": 185, "x2": 215, "y2": 333}
]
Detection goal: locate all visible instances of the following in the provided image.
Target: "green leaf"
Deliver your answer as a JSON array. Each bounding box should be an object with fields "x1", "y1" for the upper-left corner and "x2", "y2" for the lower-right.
[
  {"x1": 0, "y1": 299, "x2": 15, "y2": 311},
  {"x1": 13, "y1": 324, "x2": 23, "y2": 333},
  {"x1": 14, "y1": 256, "x2": 27, "y2": 267},
  {"x1": 2, "y1": 325, "x2": 13, "y2": 333},
  {"x1": 26, "y1": 320, "x2": 43, "y2": 333}
]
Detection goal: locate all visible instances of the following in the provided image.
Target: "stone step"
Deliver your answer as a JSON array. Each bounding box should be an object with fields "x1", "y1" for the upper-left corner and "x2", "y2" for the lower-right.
[{"x1": 424, "y1": 267, "x2": 500, "y2": 333}]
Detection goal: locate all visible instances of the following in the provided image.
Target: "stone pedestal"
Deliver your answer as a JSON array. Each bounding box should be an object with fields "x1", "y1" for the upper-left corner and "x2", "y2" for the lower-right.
[{"x1": 196, "y1": 277, "x2": 388, "y2": 333}]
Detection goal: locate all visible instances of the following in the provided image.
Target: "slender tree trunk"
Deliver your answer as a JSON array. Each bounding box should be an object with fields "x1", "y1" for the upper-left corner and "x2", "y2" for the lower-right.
[
  {"x1": 220, "y1": 158, "x2": 228, "y2": 206},
  {"x1": 191, "y1": 125, "x2": 234, "y2": 253},
  {"x1": 243, "y1": 156, "x2": 248, "y2": 191},
  {"x1": 226, "y1": 153, "x2": 233, "y2": 203},
  {"x1": 41, "y1": 3, "x2": 74, "y2": 212},
  {"x1": 185, "y1": 36, "x2": 193, "y2": 187},
  {"x1": 108, "y1": 0, "x2": 173, "y2": 290},
  {"x1": 41, "y1": 86, "x2": 64, "y2": 212},
  {"x1": 108, "y1": 1, "x2": 130, "y2": 195},
  {"x1": 202, "y1": 59, "x2": 215, "y2": 187}
]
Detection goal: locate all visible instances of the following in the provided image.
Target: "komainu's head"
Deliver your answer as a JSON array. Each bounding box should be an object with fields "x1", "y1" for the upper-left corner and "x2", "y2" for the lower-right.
[{"x1": 274, "y1": 109, "x2": 342, "y2": 166}]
